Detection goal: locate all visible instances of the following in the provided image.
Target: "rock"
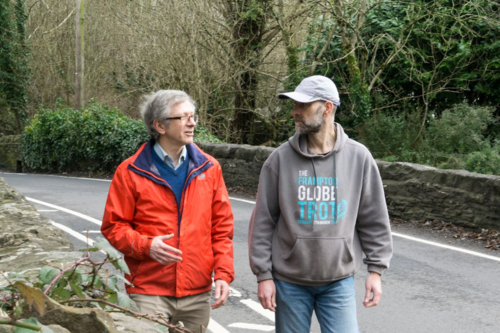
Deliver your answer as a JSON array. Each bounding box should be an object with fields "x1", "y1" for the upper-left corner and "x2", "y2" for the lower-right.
[
  {"x1": 46, "y1": 325, "x2": 72, "y2": 333},
  {"x1": 20, "y1": 285, "x2": 117, "y2": 333}
]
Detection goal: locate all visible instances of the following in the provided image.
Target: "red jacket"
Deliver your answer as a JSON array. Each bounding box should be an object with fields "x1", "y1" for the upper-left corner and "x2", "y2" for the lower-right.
[{"x1": 101, "y1": 140, "x2": 234, "y2": 297}]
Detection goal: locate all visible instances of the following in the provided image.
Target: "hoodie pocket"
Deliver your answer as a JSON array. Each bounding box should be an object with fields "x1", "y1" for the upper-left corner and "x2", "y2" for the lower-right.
[{"x1": 278, "y1": 237, "x2": 355, "y2": 282}]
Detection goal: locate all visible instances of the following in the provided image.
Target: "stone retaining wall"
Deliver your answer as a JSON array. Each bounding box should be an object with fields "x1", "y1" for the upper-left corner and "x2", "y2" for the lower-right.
[
  {"x1": 377, "y1": 161, "x2": 500, "y2": 230},
  {"x1": 0, "y1": 135, "x2": 22, "y2": 172},
  {"x1": 0, "y1": 177, "x2": 80, "y2": 281},
  {"x1": 1, "y1": 138, "x2": 498, "y2": 230},
  {"x1": 198, "y1": 143, "x2": 500, "y2": 230}
]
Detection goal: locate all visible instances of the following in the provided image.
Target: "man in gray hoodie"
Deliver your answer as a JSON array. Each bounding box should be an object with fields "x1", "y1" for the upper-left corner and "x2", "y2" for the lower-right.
[{"x1": 248, "y1": 75, "x2": 393, "y2": 332}]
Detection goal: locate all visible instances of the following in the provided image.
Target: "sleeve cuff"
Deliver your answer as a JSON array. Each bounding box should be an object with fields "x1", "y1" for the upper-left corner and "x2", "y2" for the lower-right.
[
  {"x1": 214, "y1": 275, "x2": 232, "y2": 285},
  {"x1": 257, "y1": 270, "x2": 273, "y2": 282},
  {"x1": 144, "y1": 237, "x2": 153, "y2": 256},
  {"x1": 368, "y1": 264, "x2": 386, "y2": 276},
  {"x1": 135, "y1": 236, "x2": 153, "y2": 259}
]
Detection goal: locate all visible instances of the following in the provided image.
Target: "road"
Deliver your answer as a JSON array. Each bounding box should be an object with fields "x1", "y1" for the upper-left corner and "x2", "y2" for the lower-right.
[{"x1": 1, "y1": 172, "x2": 500, "y2": 333}]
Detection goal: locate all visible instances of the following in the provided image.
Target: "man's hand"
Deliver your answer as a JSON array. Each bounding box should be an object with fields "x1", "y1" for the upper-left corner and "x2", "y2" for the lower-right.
[
  {"x1": 363, "y1": 272, "x2": 382, "y2": 308},
  {"x1": 258, "y1": 279, "x2": 276, "y2": 312},
  {"x1": 211, "y1": 279, "x2": 230, "y2": 310},
  {"x1": 149, "y1": 234, "x2": 182, "y2": 265}
]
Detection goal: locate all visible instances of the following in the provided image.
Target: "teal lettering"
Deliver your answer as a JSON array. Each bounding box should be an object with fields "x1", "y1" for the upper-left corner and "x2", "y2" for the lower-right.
[
  {"x1": 298, "y1": 201, "x2": 307, "y2": 219},
  {"x1": 308, "y1": 202, "x2": 317, "y2": 220},
  {"x1": 328, "y1": 201, "x2": 336, "y2": 218},
  {"x1": 319, "y1": 202, "x2": 328, "y2": 219}
]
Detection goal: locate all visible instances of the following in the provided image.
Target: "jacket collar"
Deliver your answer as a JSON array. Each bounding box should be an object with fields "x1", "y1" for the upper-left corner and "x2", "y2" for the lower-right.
[{"x1": 133, "y1": 139, "x2": 208, "y2": 171}]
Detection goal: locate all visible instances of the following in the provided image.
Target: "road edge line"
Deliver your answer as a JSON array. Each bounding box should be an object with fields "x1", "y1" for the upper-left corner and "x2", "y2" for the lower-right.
[{"x1": 27, "y1": 197, "x2": 102, "y2": 226}]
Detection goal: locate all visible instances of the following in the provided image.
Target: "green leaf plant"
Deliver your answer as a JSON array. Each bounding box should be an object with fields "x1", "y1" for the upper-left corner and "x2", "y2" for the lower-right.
[{"x1": 0, "y1": 235, "x2": 193, "y2": 333}]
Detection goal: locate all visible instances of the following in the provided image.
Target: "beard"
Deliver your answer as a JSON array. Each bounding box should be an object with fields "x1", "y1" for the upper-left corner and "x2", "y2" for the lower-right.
[{"x1": 294, "y1": 104, "x2": 325, "y2": 134}]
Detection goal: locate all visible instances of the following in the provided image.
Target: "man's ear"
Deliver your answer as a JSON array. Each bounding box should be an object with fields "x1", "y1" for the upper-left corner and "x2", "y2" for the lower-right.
[
  {"x1": 323, "y1": 101, "x2": 335, "y2": 118},
  {"x1": 153, "y1": 119, "x2": 166, "y2": 135}
]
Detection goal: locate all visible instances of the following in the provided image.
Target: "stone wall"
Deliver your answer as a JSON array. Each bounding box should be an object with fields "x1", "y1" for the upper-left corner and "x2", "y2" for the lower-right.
[
  {"x1": 0, "y1": 135, "x2": 22, "y2": 172},
  {"x1": 198, "y1": 143, "x2": 500, "y2": 230},
  {"x1": 198, "y1": 143, "x2": 274, "y2": 191},
  {"x1": 378, "y1": 161, "x2": 500, "y2": 230},
  {"x1": 0, "y1": 177, "x2": 80, "y2": 281},
  {"x1": 1, "y1": 138, "x2": 499, "y2": 230}
]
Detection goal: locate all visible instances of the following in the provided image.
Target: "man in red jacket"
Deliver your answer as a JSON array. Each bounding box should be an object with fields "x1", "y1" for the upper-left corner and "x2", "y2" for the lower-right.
[{"x1": 101, "y1": 90, "x2": 234, "y2": 333}]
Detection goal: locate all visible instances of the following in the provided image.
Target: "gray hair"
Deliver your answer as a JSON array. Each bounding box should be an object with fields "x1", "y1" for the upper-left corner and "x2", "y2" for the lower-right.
[{"x1": 140, "y1": 90, "x2": 196, "y2": 140}]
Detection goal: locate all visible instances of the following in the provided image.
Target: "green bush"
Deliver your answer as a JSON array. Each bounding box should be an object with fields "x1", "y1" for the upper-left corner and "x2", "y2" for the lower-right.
[
  {"x1": 22, "y1": 100, "x2": 224, "y2": 173},
  {"x1": 194, "y1": 124, "x2": 223, "y2": 143},
  {"x1": 359, "y1": 112, "x2": 421, "y2": 162},
  {"x1": 359, "y1": 103, "x2": 500, "y2": 175},
  {"x1": 427, "y1": 104, "x2": 494, "y2": 155},
  {"x1": 464, "y1": 142, "x2": 500, "y2": 175},
  {"x1": 22, "y1": 100, "x2": 150, "y2": 172}
]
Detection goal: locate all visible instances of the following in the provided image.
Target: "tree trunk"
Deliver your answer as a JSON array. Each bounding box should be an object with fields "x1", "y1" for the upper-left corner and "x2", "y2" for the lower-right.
[
  {"x1": 75, "y1": 0, "x2": 85, "y2": 109},
  {"x1": 224, "y1": 0, "x2": 271, "y2": 144}
]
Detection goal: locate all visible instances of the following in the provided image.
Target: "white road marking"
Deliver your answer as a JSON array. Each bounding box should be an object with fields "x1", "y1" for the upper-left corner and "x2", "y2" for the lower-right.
[
  {"x1": 229, "y1": 196, "x2": 258, "y2": 205},
  {"x1": 50, "y1": 220, "x2": 94, "y2": 246},
  {"x1": 229, "y1": 286, "x2": 242, "y2": 297},
  {"x1": 229, "y1": 197, "x2": 254, "y2": 204},
  {"x1": 82, "y1": 230, "x2": 102, "y2": 234},
  {"x1": 38, "y1": 209, "x2": 58, "y2": 212},
  {"x1": 240, "y1": 299, "x2": 275, "y2": 322},
  {"x1": 208, "y1": 318, "x2": 231, "y2": 333},
  {"x1": 228, "y1": 323, "x2": 274, "y2": 331},
  {"x1": 27, "y1": 197, "x2": 102, "y2": 226},
  {"x1": 392, "y1": 232, "x2": 500, "y2": 262}
]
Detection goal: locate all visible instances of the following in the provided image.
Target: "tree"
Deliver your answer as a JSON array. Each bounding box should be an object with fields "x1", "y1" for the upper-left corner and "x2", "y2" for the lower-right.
[
  {"x1": 217, "y1": 0, "x2": 273, "y2": 144},
  {"x1": 303, "y1": 0, "x2": 500, "y2": 137},
  {"x1": 0, "y1": 0, "x2": 29, "y2": 135}
]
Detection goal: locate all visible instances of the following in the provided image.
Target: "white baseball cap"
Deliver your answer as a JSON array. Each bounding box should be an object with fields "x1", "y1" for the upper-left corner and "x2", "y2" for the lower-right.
[{"x1": 277, "y1": 75, "x2": 340, "y2": 106}]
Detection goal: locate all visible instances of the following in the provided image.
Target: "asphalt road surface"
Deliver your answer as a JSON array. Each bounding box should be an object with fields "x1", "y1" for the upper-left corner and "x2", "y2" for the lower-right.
[{"x1": 2, "y1": 172, "x2": 500, "y2": 333}]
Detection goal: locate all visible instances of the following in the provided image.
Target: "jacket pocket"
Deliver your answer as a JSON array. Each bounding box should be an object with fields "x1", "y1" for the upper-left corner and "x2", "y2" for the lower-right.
[
  {"x1": 277, "y1": 237, "x2": 354, "y2": 282},
  {"x1": 126, "y1": 257, "x2": 143, "y2": 283}
]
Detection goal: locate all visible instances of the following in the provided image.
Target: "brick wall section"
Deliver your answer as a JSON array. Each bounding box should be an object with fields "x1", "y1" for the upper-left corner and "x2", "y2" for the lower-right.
[{"x1": 198, "y1": 142, "x2": 500, "y2": 230}]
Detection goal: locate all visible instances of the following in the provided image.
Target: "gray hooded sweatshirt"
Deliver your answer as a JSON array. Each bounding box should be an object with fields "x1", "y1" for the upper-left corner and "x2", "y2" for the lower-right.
[{"x1": 248, "y1": 123, "x2": 393, "y2": 286}]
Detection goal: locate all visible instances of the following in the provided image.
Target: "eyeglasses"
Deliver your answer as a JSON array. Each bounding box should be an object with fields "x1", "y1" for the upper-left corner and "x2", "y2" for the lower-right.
[{"x1": 165, "y1": 114, "x2": 198, "y2": 123}]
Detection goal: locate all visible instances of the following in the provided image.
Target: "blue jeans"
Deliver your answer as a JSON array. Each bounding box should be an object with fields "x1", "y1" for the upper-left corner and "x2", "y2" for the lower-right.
[{"x1": 274, "y1": 276, "x2": 359, "y2": 333}]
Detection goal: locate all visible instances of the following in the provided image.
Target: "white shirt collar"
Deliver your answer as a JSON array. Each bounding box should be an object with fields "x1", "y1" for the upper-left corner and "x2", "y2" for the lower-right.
[{"x1": 153, "y1": 142, "x2": 187, "y2": 170}]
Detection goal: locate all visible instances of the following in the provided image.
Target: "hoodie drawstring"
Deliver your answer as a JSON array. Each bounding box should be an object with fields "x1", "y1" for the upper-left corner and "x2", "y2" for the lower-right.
[
  {"x1": 310, "y1": 159, "x2": 317, "y2": 231},
  {"x1": 333, "y1": 151, "x2": 337, "y2": 224}
]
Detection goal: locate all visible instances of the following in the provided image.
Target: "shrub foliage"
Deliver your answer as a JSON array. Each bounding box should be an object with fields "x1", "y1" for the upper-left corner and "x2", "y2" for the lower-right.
[
  {"x1": 22, "y1": 100, "x2": 222, "y2": 173},
  {"x1": 22, "y1": 100, "x2": 149, "y2": 172},
  {"x1": 360, "y1": 103, "x2": 500, "y2": 175}
]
